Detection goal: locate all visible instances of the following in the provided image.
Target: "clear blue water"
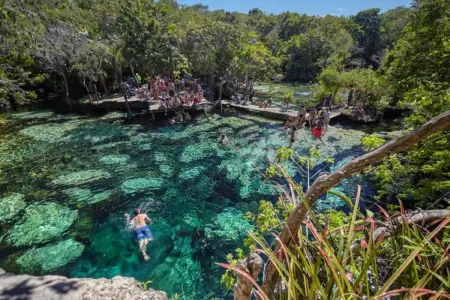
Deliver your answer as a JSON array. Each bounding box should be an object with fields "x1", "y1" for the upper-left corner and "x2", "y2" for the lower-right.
[{"x1": 0, "y1": 110, "x2": 369, "y2": 299}]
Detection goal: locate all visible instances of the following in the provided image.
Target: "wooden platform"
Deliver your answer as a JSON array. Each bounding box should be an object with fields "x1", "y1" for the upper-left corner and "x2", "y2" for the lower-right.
[
  {"x1": 220, "y1": 100, "x2": 342, "y2": 121},
  {"x1": 79, "y1": 94, "x2": 213, "y2": 117}
]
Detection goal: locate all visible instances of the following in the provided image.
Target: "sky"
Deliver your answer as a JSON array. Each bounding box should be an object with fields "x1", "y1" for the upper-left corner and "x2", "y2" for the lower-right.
[{"x1": 176, "y1": 0, "x2": 412, "y2": 16}]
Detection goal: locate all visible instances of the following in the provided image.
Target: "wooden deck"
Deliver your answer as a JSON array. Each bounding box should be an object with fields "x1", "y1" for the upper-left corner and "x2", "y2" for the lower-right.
[
  {"x1": 220, "y1": 100, "x2": 342, "y2": 121},
  {"x1": 79, "y1": 94, "x2": 213, "y2": 117}
]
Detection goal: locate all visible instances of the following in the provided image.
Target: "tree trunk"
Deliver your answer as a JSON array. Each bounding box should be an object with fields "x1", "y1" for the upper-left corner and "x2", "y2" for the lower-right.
[
  {"x1": 81, "y1": 77, "x2": 92, "y2": 103},
  {"x1": 262, "y1": 109, "x2": 450, "y2": 296},
  {"x1": 100, "y1": 75, "x2": 109, "y2": 96},
  {"x1": 61, "y1": 71, "x2": 71, "y2": 110},
  {"x1": 234, "y1": 253, "x2": 263, "y2": 300},
  {"x1": 219, "y1": 82, "x2": 223, "y2": 109}
]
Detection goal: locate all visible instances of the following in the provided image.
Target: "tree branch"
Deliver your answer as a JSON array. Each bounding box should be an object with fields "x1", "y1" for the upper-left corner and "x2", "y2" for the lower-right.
[{"x1": 353, "y1": 209, "x2": 450, "y2": 251}]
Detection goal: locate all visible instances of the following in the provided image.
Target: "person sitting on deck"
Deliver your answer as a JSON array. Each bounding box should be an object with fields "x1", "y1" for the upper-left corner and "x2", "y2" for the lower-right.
[
  {"x1": 124, "y1": 209, "x2": 153, "y2": 261},
  {"x1": 193, "y1": 93, "x2": 200, "y2": 105},
  {"x1": 219, "y1": 134, "x2": 230, "y2": 145},
  {"x1": 158, "y1": 96, "x2": 166, "y2": 108}
]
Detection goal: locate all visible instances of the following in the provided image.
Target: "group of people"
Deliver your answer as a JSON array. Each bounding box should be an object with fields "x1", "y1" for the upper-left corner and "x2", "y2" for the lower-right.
[
  {"x1": 142, "y1": 76, "x2": 204, "y2": 109},
  {"x1": 285, "y1": 106, "x2": 331, "y2": 142}
]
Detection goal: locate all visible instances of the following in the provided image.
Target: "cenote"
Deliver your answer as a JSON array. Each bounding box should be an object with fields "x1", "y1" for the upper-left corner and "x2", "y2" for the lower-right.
[{"x1": 0, "y1": 110, "x2": 374, "y2": 299}]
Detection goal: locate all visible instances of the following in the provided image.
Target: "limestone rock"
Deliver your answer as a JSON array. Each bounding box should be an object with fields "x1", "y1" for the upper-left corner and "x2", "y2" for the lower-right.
[{"x1": 0, "y1": 268, "x2": 167, "y2": 300}]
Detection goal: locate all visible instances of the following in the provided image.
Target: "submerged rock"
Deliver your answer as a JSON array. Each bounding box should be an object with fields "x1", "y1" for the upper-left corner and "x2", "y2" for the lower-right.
[
  {"x1": 121, "y1": 178, "x2": 164, "y2": 194},
  {"x1": 0, "y1": 193, "x2": 26, "y2": 223},
  {"x1": 0, "y1": 268, "x2": 168, "y2": 300},
  {"x1": 204, "y1": 208, "x2": 253, "y2": 241},
  {"x1": 7, "y1": 203, "x2": 78, "y2": 247},
  {"x1": 52, "y1": 170, "x2": 111, "y2": 186},
  {"x1": 99, "y1": 154, "x2": 130, "y2": 165},
  {"x1": 150, "y1": 255, "x2": 201, "y2": 296},
  {"x1": 159, "y1": 165, "x2": 174, "y2": 177},
  {"x1": 178, "y1": 166, "x2": 206, "y2": 181},
  {"x1": 64, "y1": 188, "x2": 113, "y2": 205},
  {"x1": 16, "y1": 239, "x2": 85, "y2": 272}
]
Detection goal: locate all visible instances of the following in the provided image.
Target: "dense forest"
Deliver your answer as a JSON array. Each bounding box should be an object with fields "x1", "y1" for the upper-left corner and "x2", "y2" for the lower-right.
[{"x1": 1, "y1": 0, "x2": 409, "y2": 108}]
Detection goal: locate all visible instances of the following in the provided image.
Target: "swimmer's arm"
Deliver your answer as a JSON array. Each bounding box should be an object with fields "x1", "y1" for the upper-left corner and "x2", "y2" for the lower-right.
[
  {"x1": 144, "y1": 214, "x2": 154, "y2": 224},
  {"x1": 124, "y1": 213, "x2": 132, "y2": 224}
]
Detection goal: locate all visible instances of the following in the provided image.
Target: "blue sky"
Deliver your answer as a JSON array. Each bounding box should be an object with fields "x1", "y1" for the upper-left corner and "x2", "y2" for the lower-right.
[{"x1": 177, "y1": 0, "x2": 412, "y2": 16}]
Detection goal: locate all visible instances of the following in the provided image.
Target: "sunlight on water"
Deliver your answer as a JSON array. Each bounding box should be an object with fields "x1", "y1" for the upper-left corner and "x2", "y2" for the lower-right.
[{"x1": 0, "y1": 110, "x2": 368, "y2": 298}]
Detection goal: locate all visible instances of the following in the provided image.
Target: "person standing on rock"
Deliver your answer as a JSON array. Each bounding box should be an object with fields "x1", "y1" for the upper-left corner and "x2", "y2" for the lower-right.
[{"x1": 125, "y1": 209, "x2": 154, "y2": 261}]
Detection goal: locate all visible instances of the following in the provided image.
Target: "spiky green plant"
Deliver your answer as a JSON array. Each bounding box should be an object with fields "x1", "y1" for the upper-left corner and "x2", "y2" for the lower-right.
[{"x1": 219, "y1": 186, "x2": 450, "y2": 299}]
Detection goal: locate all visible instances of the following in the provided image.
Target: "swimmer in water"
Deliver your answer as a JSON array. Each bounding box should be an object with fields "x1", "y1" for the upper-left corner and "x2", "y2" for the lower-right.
[{"x1": 125, "y1": 209, "x2": 154, "y2": 261}]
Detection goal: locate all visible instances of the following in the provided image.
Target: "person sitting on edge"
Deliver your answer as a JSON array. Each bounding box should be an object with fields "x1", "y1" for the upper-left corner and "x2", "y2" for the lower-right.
[
  {"x1": 125, "y1": 209, "x2": 153, "y2": 261},
  {"x1": 219, "y1": 134, "x2": 230, "y2": 145},
  {"x1": 193, "y1": 93, "x2": 200, "y2": 105}
]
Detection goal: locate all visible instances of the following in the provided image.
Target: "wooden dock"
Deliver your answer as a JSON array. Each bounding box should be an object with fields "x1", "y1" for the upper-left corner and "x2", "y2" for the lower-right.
[
  {"x1": 79, "y1": 94, "x2": 214, "y2": 118},
  {"x1": 220, "y1": 100, "x2": 342, "y2": 121}
]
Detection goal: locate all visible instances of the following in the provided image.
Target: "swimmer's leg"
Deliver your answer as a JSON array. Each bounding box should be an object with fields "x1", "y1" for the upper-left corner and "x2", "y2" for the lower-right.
[{"x1": 139, "y1": 239, "x2": 150, "y2": 261}]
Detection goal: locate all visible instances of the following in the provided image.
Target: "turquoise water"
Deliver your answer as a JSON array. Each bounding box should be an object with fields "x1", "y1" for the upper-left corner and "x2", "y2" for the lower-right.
[{"x1": 0, "y1": 110, "x2": 368, "y2": 298}]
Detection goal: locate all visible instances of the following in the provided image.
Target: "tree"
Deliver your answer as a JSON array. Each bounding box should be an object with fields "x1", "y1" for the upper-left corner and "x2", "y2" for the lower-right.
[
  {"x1": 0, "y1": 1, "x2": 46, "y2": 111},
  {"x1": 35, "y1": 24, "x2": 90, "y2": 107},
  {"x1": 350, "y1": 8, "x2": 383, "y2": 68},
  {"x1": 371, "y1": 0, "x2": 450, "y2": 204}
]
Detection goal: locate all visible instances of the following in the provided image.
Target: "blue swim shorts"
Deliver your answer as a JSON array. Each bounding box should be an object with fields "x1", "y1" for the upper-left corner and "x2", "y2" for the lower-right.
[{"x1": 135, "y1": 226, "x2": 153, "y2": 241}]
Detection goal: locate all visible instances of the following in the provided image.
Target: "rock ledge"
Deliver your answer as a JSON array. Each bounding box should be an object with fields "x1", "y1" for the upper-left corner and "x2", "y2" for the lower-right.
[{"x1": 0, "y1": 268, "x2": 167, "y2": 300}]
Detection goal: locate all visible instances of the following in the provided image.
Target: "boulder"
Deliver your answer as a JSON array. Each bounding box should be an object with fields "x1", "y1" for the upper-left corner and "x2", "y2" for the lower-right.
[{"x1": 0, "y1": 268, "x2": 167, "y2": 300}]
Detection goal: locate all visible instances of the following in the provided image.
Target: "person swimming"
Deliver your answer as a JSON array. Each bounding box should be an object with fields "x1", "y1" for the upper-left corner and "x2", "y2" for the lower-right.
[
  {"x1": 124, "y1": 209, "x2": 154, "y2": 261},
  {"x1": 219, "y1": 134, "x2": 230, "y2": 145}
]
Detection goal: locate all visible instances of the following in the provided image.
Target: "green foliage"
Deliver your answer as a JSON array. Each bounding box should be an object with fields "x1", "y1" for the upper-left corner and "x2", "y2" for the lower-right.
[
  {"x1": 314, "y1": 67, "x2": 389, "y2": 108},
  {"x1": 275, "y1": 147, "x2": 293, "y2": 163},
  {"x1": 362, "y1": 135, "x2": 386, "y2": 151},
  {"x1": 370, "y1": 0, "x2": 450, "y2": 204}
]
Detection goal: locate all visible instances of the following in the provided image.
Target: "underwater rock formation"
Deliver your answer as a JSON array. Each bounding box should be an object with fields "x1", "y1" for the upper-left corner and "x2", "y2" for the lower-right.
[
  {"x1": 0, "y1": 193, "x2": 26, "y2": 223},
  {"x1": 52, "y1": 170, "x2": 111, "y2": 186},
  {"x1": 7, "y1": 203, "x2": 78, "y2": 247},
  {"x1": 121, "y1": 178, "x2": 164, "y2": 194},
  {"x1": 99, "y1": 154, "x2": 130, "y2": 165},
  {"x1": 64, "y1": 188, "x2": 113, "y2": 205},
  {"x1": 0, "y1": 268, "x2": 167, "y2": 300},
  {"x1": 204, "y1": 208, "x2": 253, "y2": 241},
  {"x1": 16, "y1": 239, "x2": 85, "y2": 272}
]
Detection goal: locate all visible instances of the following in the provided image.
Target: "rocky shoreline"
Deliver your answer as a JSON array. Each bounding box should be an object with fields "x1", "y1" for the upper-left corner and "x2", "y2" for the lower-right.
[{"x1": 0, "y1": 268, "x2": 167, "y2": 300}]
